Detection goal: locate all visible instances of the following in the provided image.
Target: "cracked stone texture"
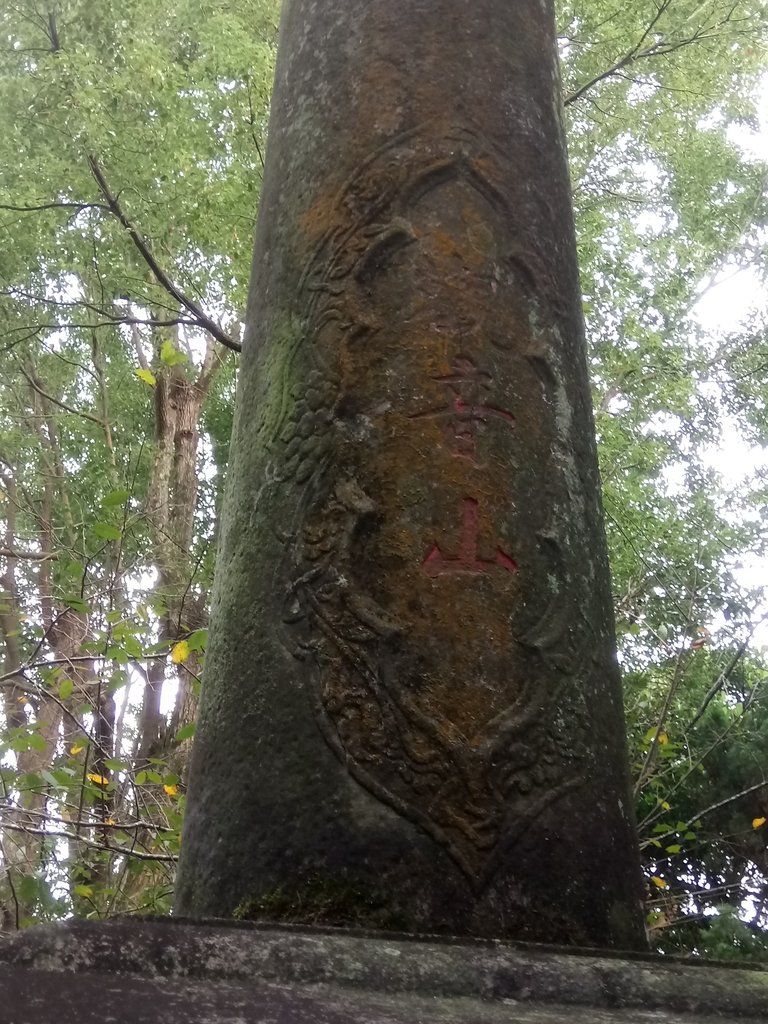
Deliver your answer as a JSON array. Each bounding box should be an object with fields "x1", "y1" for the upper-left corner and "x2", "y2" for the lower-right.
[{"x1": 0, "y1": 919, "x2": 766, "y2": 1023}]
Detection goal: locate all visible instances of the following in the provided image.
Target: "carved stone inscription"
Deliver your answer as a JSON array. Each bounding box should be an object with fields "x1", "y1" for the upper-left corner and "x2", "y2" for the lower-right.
[
  {"x1": 411, "y1": 356, "x2": 515, "y2": 462},
  {"x1": 422, "y1": 498, "x2": 517, "y2": 577},
  {"x1": 276, "y1": 128, "x2": 591, "y2": 888}
]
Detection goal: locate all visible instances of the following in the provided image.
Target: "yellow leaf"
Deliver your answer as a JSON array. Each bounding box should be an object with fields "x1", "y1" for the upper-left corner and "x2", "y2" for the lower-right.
[
  {"x1": 104, "y1": 817, "x2": 116, "y2": 826},
  {"x1": 163, "y1": 784, "x2": 178, "y2": 796},
  {"x1": 171, "y1": 640, "x2": 190, "y2": 664},
  {"x1": 70, "y1": 744, "x2": 85, "y2": 755},
  {"x1": 135, "y1": 367, "x2": 157, "y2": 387},
  {"x1": 753, "y1": 817, "x2": 767, "y2": 829},
  {"x1": 651, "y1": 876, "x2": 669, "y2": 890},
  {"x1": 87, "y1": 773, "x2": 109, "y2": 786},
  {"x1": 658, "y1": 732, "x2": 669, "y2": 745},
  {"x1": 661, "y1": 801, "x2": 671, "y2": 811}
]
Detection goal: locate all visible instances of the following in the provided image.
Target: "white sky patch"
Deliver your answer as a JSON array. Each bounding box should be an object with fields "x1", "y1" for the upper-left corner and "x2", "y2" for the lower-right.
[{"x1": 694, "y1": 267, "x2": 767, "y2": 334}]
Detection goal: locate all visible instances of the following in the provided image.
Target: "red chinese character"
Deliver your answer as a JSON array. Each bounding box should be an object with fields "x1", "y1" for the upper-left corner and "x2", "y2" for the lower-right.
[
  {"x1": 412, "y1": 357, "x2": 515, "y2": 460},
  {"x1": 422, "y1": 499, "x2": 517, "y2": 577}
]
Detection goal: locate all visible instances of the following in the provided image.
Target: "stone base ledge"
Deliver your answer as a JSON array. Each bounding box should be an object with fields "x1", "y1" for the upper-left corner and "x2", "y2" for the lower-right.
[{"x1": 0, "y1": 917, "x2": 766, "y2": 1023}]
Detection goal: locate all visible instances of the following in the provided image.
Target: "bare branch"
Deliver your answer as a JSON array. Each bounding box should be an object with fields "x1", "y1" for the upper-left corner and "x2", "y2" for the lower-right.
[
  {"x1": 0, "y1": 652, "x2": 167, "y2": 686},
  {"x1": 87, "y1": 157, "x2": 241, "y2": 353},
  {"x1": 18, "y1": 365, "x2": 106, "y2": 428},
  {"x1": 15, "y1": 805, "x2": 175, "y2": 834},
  {"x1": 0, "y1": 201, "x2": 107, "y2": 214},
  {"x1": 0, "y1": 821, "x2": 176, "y2": 862},
  {"x1": 0, "y1": 546, "x2": 58, "y2": 562}
]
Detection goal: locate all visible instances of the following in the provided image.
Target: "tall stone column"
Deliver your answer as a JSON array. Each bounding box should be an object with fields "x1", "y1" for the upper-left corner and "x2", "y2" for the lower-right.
[{"x1": 175, "y1": 0, "x2": 647, "y2": 949}]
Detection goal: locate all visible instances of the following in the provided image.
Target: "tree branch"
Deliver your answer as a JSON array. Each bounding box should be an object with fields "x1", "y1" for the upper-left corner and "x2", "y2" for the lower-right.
[
  {"x1": 18, "y1": 365, "x2": 106, "y2": 428},
  {"x1": 0, "y1": 652, "x2": 168, "y2": 686},
  {"x1": 564, "y1": 1, "x2": 735, "y2": 107},
  {"x1": 687, "y1": 627, "x2": 761, "y2": 731},
  {"x1": 639, "y1": 778, "x2": 768, "y2": 850},
  {"x1": 0, "y1": 546, "x2": 58, "y2": 562},
  {"x1": 0, "y1": 200, "x2": 108, "y2": 214},
  {"x1": 15, "y1": 805, "x2": 175, "y2": 834},
  {"x1": 87, "y1": 157, "x2": 241, "y2": 353},
  {"x1": 0, "y1": 821, "x2": 175, "y2": 862}
]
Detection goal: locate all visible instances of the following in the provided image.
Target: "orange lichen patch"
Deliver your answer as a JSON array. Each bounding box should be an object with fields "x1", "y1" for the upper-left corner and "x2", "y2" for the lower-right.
[
  {"x1": 358, "y1": 402, "x2": 523, "y2": 743},
  {"x1": 300, "y1": 188, "x2": 346, "y2": 242},
  {"x1": 432, "y1": 229, "x2": 464, "y2": 261}
]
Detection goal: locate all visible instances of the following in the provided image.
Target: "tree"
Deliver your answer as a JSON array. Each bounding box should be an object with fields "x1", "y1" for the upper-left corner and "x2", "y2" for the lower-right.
[
  {"x1": 0, "y1": 0, "x2": 766, "y2": 951},
  {"x1": 560, "y1": 0, "x2": 768, "y2": 951},
  {"x1": 0, "y1": 0, "x2": 278, "y2": 925}
]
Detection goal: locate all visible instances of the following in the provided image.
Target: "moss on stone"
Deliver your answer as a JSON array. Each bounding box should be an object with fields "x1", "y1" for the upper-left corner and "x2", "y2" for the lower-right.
[
  {"x1": 232, "y1": 874, "x2": 410, "y2": 931},
  {"x1": 255, "y1": 312, "x2": 307, "y2": 447}
]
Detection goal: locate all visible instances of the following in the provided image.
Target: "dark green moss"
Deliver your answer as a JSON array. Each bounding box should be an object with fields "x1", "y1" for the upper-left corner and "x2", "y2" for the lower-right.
[{"x1": 233, "y1": 874, "x2": 411, "y2": 931}]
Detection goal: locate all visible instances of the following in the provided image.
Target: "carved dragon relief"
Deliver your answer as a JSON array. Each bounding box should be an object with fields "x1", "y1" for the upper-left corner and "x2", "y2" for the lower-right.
[{"x1": 274, "y1": 127, "x2": 594, "y2": 889}]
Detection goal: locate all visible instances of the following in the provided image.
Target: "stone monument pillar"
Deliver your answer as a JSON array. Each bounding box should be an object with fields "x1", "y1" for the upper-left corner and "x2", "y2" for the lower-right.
[{"x1": 175, "y1": 0, "x2": 647, "y2": 949}]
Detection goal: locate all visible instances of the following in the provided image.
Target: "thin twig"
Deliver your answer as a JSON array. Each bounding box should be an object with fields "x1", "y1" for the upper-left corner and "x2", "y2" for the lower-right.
[
  {"x1": 0, "y1": 652, "x2": 167, "y2": 686},
  {"x1": 0, "y1": 822, "x2": 176, "y2": 862},
  {"x1": 12, "y1": 805, "x2": 175, "y2": 834},
  {"x1": 0, "y1": 201, "x2": 107, "y2": 214},
  {"x1": 639, "y1": 778, "x2": 768, "y2": 850},
  {"x1": 18, "y1": 365, "x2": 106, "y2": 428}
]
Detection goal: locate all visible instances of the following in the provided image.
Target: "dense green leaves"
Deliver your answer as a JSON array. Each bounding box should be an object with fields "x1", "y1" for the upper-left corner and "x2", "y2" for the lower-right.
[{"x1": 0, "y1": 0, "x2": 278, "y2": 927}]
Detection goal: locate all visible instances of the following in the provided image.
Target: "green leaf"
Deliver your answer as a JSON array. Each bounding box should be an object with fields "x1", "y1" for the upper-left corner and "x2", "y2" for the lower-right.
[
  {"x1": 174, "y1": 723, "x2": 196, "y2": 742},
  {"x1": 160, "y1": 339, "x2": 187, "y2": 366},
  {"x1": 186, "y1": 629, "x2": 208, "y2": 652},
  {"x1": 102, "y1": 489, "x2": 131, "y2": 507},
  {"x1": 652, "y1": 824, "x2": 672, "y2": 834},
  {"x1": 93, "y1": 522, "x2": 121, "y2": 541},
  {"x1": 666, "y1": 844, "x2": 682, "y2": 854},
  {"x1": 40, "y1": 770, "x2": 62, "y2": 789},
  {"x1": 122, "y1": 635, "x2": 142, "y2": 658},
  {"x1": 63, "y1": 595, "x2": 89, "y2": 614},
  {"x1": 26, "y1": 732, "x2": 47, "y2": 753},
  {"x1": 17, "y1": 772, "x2": 44, "y2": 791},
  {"x1": 58, "y1": 678, "x2": 74, "y2": 701},
  {"x1": 18, "y1": 875, "x2": 39, "y2": 904}
]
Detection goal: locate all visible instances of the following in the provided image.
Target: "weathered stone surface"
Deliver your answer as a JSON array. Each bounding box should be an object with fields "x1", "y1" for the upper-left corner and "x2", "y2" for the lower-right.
[
  {"x1": 175, "y1": 0, "x2": 645, "y2": 947},
  {"x1": 1, "y1": 919, "x2": 767, "y2": 1023}
]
